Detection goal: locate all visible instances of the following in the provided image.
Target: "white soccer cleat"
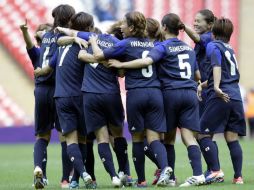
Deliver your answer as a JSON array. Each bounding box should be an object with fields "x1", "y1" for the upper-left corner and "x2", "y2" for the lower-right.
[
  {"x1": 118, "y1": 171, "x2": 128, "y2": 186},
  {"x1": 112, "y1": 176, "x2": 122, "y2": 188},
  {"x1": 168, "y1": 178, "x2": 177, "y2": 187},
  {"x1": 82, "y1": 172, "x2": 94, "y2": 189},
  {"x1": 179, "y1": 174, "x2": 205, "y2": 187},
  {"x1": 33, "y1": 166, "x2": 44, "y2": 189},
  {"x1": 156, "y1": 166, "x2": 173, "y2": 187}
]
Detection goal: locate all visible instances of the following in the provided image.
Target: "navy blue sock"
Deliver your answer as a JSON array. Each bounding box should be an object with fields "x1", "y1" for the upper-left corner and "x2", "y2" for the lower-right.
[
  {"x1": 197, "y1": 140, "x2": 210, "y2": 171},
  {"x1": 71, "y1": 170, "x2": 80, "y2": 183},
  {"x1": 199, "y1": 137, "x2": 220, "y2": 171},
  {"x1": 98, "y1": 143, "x2": 117, "y2": 178},
  {"x1": 67, "y1": 143, "x2": 85, "y2": 176},
  {"x1": 114, "y1": 137, "x2": 129, "y2": 174},
  {"x1": 61, "y1": 142, "x2": 73, "y2": 182},
  {"x1": 213, "y1": 141, "x2": 220, "y2": 169},
  {"x1": 42, "y1": 149, "x2": 47, "y2": 178},
  {"x1": 85, "y1": 142, "x2": 96, "y2": 180},
  {"x1": 144, "y1": 139, "x2": 160, "y2": 168},
  {"x1": 34, "y1": 139, "x2": 48, "y2": 171},
  {"x1": 164, "y1": 144, "x2": 175, "y2": 180},
  {"x1": 133, "y1": 142, "x2": 145, "y2": 183},
  {"x1": 79, "y1": 143, "x2": 87, "y2": 163},
  {"x1": 187, "y1": 145, "x2": 203, "y2": 176},
  {"x1": 150, "y1": 140, "x2": 168, "y2": 170},
  {"x1": 227, "y1": 141, "x2": 243, "y2": 178},
  {"x1": 124, "y1": 156, "x2": 131, "y2": 176}
]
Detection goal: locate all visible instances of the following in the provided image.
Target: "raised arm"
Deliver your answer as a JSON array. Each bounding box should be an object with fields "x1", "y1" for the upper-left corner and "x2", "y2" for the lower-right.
[
  {"x1": 20, "y1": 19, "x2": 34, "y2": 49},
  {"x1": 55, "y1": 26, "x2": 78, "y2": 37},
  {"x1": 184, "y1": 25, "x2": 201, "y2": 43}
]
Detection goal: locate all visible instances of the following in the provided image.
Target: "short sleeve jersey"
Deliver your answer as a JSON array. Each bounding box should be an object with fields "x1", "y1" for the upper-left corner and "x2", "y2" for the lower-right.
[
  {"x1": 103, "y1": 37, "x2": 161, "y2": 90},
  {"x1": 206, "y1": 40, "x2": 241, "y2": 101},
  {"x1": 37, "y1": 31, "x2": 61, "y2": 85},
  {"x1": 77, "y1": 32, "x2": 120, "y2": 93},
  {"x1": 194, "y1": 31, "x2": 213, "y2": 82},
  {"x1": 53, "y1": 43, "x2": 84, "y2": 97},
  {"x1": 148, "y1": 38, "x2": 198, "y2": 90}
]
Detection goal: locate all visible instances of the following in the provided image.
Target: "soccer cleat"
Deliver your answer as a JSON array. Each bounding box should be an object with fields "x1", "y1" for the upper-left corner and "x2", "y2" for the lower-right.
[
  {"x1": 156, "y1": 166, "x2": 172, "y2": 187},
  {"x1": 82, "y1": 172, "x2": 95, "y2": 189},
  {"x1": 112, "y1": 176, "x2": 122, "y2": 188},
  {"x1": 60, "y1": 180, "x2": 69, "y2": 188},
  {"x1": 69, "y1": 181, "x2": 79, "y2": 189},
  {"x1": 118, "y1": 171, "x2": 128, "y2": 186},
  {"x1": 33, "y1": 166, "x2": 44, "y2": 189},
  {"x1": 152, "y1": 169, "x2": 161, "y2": 185},
  {"x1": 179, "y1": 174, "x2": 205, "y2": 187},
  {"x1": 167, "y1": 178, "x2": 177, "y2": 187},
  {"x1": 205, "y1": 170, "x2": 224, "y2": 184},
  {"x1": 232, "y1": 177, "x2": 244, "y2": 184},
  {"x1": 135, "y1": 181, "x2": 147, "y2": 188}
]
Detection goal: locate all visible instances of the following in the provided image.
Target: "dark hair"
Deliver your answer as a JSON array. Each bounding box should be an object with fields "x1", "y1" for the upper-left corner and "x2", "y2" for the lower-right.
[
  {"x1": 146, "y1": 18, "x2": 163, "y2": 41},
  {"x1": 212, "y1": 17, "x2": 233, "y2": 43},
  {"x1": 198, "y1": 9, "x2": 215, "y2": 24},
  {"x1": 107, "y1": 20, "x2": 123, "y2": 40},
  {"x1": 69, "y1": 12, "x2": 94, "y2": 32},
  {"x1": 125, "y1": 11, "x2": 146, "y2": 38},
  {"x1": 52, "y1": 4, "x2": 75, "y2": 28},
  {"x1": 94, "y1": 27, "x2": 102, "y2": 34},
  {"x1": 161, "y1": 13, "x2": 184, "y2": 36},
  {"x1": 35, "y1": 23, "x2": 52, "y2": 45}
]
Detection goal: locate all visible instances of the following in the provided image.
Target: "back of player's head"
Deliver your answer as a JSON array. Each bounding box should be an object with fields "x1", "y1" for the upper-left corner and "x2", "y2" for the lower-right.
[
  {"x1": 107, "y1": 20, "x2": 123, "y2": 40},
  {"x1": 35, "y1": 23, "x2": 53, "y2": 45},
  {"x1": 69, "y1": 12, "x2": 94, "y2": 32},
  {"x1": 198, "y1": 9, "x2": 216, "y2": 24},
  {"x1": 146, "y1": 18, "x2": 163, "y2": 41},
  {"x1": 212, "y1": 17, "x2": 233, "y2": 43},
  {"x1": 125, "y1": 11, "x2": 146, "y2": 38},
  {"x1": 161, "y1": 13, "x2": 184, "y2": 36},
  {"x1": 52, "y1": 4, "x2": 75, "y2": 28}
]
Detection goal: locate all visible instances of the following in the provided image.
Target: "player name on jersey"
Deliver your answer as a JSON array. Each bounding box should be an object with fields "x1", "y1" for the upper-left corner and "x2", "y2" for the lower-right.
[
  {"x1": 130, "y1": 41, "x2": 154, "y2": 48},
  {"x1": 96, "y1": 39, "x2": 114, "y2": 48},
  {"x1": 168, "y1": 45, "x2": 193, "y2": 52},
  {"x1": 42, "y1": 37, "x2": 56, "y2": 44}
]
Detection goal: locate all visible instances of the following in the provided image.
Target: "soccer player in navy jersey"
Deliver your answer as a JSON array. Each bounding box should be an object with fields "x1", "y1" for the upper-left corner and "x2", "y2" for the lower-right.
[
  {"x1": 108, "y1": 13, "x2": 206, "y2": 187},
  {"x1": 197, "y1": 18, "x2": 246, "y2": 185},
  {"x1": 89, "y1": 11, "x2": 172, "y2": 187},
  {"x1": 20, "y1": 20, "x2": 52, "y2": 187},
  {"x1": 183, "y1": 10, "x2": 224, "y2": 182},
  {"x1": 24, "y1": 4, "x2": 75, "y2": 189},
  {"x1": 35, "y1": 12, "x2": 98, "y2": 189}
]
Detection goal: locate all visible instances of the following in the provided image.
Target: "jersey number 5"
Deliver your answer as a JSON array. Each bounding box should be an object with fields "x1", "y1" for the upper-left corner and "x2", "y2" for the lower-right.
[
  {"x1": 178, "y1": 54, "x2": 191, "y2": 79},
  {"x1": 141, "y1": 50, "x2": 153, "y2": 78}
]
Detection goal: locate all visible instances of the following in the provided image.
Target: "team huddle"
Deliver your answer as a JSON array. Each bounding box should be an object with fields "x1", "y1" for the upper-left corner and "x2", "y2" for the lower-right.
[{"x1": 20, "y1": 4, "x2": 246, "y2": 189}]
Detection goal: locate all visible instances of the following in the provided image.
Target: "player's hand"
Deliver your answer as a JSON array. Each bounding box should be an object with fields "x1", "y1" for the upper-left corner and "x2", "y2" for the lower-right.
[
  {"x1": 108, "y1": 59, "x2": 122, "y2": 68},
  {"x1": 74, "y1": 37, "x2": 88, "y2": 49},
  {"x1": 197, "y1": 84, "x2": 203, "y2": 101},
  {"x1": 34, "y1": 67, "x2": 42, "y2": 77},
  {"x1": 20, "y1": 19, "x2": 28, "y2": 31},
  {"x1": 78, "y1": 49, "x2": 87, "y2": 58},
  {"x1": 214, "y1": 87, "x2": 230, "y2": 102},
  {"x1": 88, "y1": 34, "x2": 98, "y2": 44}
]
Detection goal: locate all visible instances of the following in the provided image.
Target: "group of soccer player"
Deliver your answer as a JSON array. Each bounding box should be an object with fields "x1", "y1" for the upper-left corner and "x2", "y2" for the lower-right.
[{"x1": 20, "y1": 4, "x2": 246, "y2": 189}]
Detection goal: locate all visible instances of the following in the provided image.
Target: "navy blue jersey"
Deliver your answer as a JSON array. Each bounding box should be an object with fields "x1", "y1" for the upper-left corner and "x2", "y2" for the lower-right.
[
  {"x1": 194, "y1": 32, "x2": 213, "y2": 82},
  {"x1": 103, "y1": 37, "x2": 161, "y2": 90},
  {"x1": 27, "y1": 46, "x2": 41, "y2": 85},
  {"x1": 206, "y1": 40, "x2": 241, "y2": 101},
  {"x1": 77, "y1": 32, "x2": 120, "y2": 93},
  {"x1": 37, "y1": 32, "x2": 61, "y2": 85},
  {"x1": 53, "y1": 44, "x2": 84, "y2": 97},
  {"x1": 148, "y1": 38, "x2": 198, "y2": 90}
]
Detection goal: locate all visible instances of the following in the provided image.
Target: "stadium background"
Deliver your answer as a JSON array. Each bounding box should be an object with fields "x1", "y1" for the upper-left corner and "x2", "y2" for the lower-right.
[{"x1": 0, "y1": 0, "x2": 253, "y2": 142}]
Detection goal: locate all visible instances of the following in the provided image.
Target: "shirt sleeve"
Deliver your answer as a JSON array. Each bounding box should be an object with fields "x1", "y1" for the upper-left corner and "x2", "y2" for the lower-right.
[
  {"x1": 103, "y1": 39, "x2": 127, "y2": 59},
  {"x1": 147, "y1": 44, "x2": 166, "y2": 63},
  {"x1": 207, "y1": 43, "x2": 222, "y2": 67},
  {"x1": 194, "y1": 61, "x2": 199, "y2": 71},
  {"x1": 77, "y1": 32, "x2": 92, "y2": 41},
  {"x1": 199, "y1": 33, "x2": 212, "y2": 48},
  {"x1": 27, "y1": 46, "x2": 40, "y2": 68},
  {"x1": 49, "y1": 50, "x2": 58, "y2": 68}
]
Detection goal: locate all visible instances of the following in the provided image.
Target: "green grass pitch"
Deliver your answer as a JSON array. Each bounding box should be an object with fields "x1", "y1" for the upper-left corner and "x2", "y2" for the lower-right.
[{"x1": 0, "y1": 139, "x2": 253, "y2": 190}]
